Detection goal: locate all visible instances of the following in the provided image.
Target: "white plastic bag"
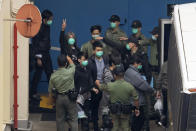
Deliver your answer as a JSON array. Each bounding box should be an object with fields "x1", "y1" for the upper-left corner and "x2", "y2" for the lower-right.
[{"x1": 154, "y1": 99, "x2": 163, "y2": 111}]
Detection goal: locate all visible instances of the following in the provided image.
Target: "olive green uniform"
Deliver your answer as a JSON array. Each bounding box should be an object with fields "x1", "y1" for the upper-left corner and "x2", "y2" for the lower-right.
[
  {"x1": 81, "y1": 40, "x2": 108, "y2": 58},
  {"x1": 100, "y1": 79, "x2": 138, "y2": 131},
  {"x1": 149, "y1": 39, "x2": 158, "y2": 67},
  {"x1": 49, "y1": 64, "x2": 78, "y2": 131},
  {"x1": 104, "y1": 27, "x2": 128, "y2": 55}
]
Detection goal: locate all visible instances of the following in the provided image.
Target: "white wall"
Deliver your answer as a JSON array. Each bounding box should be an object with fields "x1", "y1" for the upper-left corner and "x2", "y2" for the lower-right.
[{"x1": 0, "y1": 0, "x2": 30, "y2": 130}]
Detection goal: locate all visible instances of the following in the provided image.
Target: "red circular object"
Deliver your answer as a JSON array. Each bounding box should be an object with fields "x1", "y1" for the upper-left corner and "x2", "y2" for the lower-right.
[{"x1": 16, "y1": 4, "x2": 42, "y2": 38}]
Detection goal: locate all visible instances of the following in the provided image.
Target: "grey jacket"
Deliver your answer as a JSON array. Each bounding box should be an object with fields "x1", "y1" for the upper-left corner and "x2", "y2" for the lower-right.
[{"x1": 124, "y1": 65, "x2": 154, "y2": 105}]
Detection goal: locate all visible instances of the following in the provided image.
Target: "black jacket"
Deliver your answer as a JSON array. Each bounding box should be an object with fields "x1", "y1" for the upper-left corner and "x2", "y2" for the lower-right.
[
  {"x1": 59, "y1": 31, "x2": 80, "y2": 65},
  {"x1": 88, "y1": 55, "x2": 109, "y2": 82},
  {"x1": 121, "y1": 48, "x2": 132, "y2": 70},
  {"x1": 32, "y1": 23, "x2": 51, "y2": 55},
  {"x1": 74, "y1": 65, "x2": 93, "y2": 94},
  {"x1": 122, "y1": 48, "x2": 152, "y2": 83}
]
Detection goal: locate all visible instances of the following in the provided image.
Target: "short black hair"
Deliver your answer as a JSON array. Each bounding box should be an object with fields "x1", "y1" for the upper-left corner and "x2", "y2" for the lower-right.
[
  {"x1": 57, "y1": 55, "x2": 67, "y2": 67},
  {"x1": 92, "y1": 41, "x2": 103, "y2": 50},
  {"x1": 128, "y1": 37, "x2": 140, "y2": 47},
  {"x1": 130, "y1": 55, "x2": 142, "y2": 65},
  {"x1": 42, "y1": 9, "x2": 53, "y2": 20},
  {"x1": 78, "y1": 52, "x2": 87, "y2": 59},
  {"x1": 113, "y1": 64, "x2": 125, "y2": 76},
  {"x1": 109, "y1": 51, "x2": 121, "y2": 65},
  {"x1": 90, "y1": 25, "x2": 102, "y2": 33}
]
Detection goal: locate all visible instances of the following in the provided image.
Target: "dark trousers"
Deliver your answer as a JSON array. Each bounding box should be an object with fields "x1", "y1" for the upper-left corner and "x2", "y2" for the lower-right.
[
  {"x1": 131, "y1": 106, "x2": 149, "y2": 131},
  {"x1": 30, "y1": 53, "x2": 53, "y2": 97},
  {"x1": 90, "y1": 91, "x2": 102, "y2": 131}
]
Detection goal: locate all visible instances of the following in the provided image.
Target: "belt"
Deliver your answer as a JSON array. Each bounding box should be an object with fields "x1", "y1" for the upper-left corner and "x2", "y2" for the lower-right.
[{"x1": 57, "y1": 91, "x2": 69, "y2": 95}]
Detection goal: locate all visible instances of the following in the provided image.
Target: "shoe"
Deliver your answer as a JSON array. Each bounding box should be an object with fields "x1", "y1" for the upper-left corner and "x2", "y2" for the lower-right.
[
  {"x1": 31, "y1": 94, "x2": 41, "y2": 101},
  {"x1": 78, "y1": 111, "x2": 87, "y2": 119}
]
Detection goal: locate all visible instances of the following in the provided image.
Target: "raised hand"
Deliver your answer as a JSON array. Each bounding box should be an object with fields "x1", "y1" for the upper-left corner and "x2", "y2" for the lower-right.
[{"x1": 62, "y1": 19, "x2": 67, "y2": 31}]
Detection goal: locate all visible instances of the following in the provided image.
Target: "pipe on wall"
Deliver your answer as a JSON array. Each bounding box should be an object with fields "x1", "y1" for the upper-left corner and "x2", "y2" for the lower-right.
[{"x1": 13, "y1": 23, "x2": 18, "y2": 129}]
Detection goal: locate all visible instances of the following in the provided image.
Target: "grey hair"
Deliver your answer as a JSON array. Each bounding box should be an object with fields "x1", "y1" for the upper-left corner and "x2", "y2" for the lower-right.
[{"x1": 65, "y1": 32, "x2": 77, "y2": 41}]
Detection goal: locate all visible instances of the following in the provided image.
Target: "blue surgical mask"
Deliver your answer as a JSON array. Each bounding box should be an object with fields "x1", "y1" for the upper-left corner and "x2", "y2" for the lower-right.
[
  {"x1": 126, "y1": 44, "x2": 131, "y2": 50},
  {"x1": 137, "y1": 65, "x2": 142, "y2": 70},
  {"x1": 47, "y1": 20, "x2": 53, "y2": 25},
  {"x1": 132, "y1": 28, "x2": 138, "y2": 34},
  {"x1": 152, "y1": 35, "x2": 157, "y2": 41},
  {"x1": 81, "y1": 60, "x2": 88, "y2": 67},
  {"x1": 110, "y1": 22, "x2": 117, "y2": 29},
  {"x1": 68, "y1": 38, "x2": 75, "y2": 45},
  {"x1": 96, "y1": 51, "x2": 103, "y2": 57}
]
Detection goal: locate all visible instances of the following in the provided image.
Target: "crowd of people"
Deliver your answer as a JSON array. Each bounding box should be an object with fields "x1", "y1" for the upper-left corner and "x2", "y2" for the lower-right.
[{"x1": 30, "y1": 9, "x2": 168, "y2": 131}]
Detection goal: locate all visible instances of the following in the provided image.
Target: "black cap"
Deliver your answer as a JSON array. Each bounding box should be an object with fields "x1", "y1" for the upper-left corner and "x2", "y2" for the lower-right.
[
  {"x1": 131, "y1": 20, "x2": 142, "y2": 28},
  {"x1": 113, "y1": 64, "x2": 125, "y2": 75},
  {"x1": 150, "y1": 27, "x2": 159, "y2": 35},
  {"x1": 109, "y1": 15, "x2": 120, "y2": 22},
  {"x1": 128, "y1": 37, "x2": 139, "y2": 47}
]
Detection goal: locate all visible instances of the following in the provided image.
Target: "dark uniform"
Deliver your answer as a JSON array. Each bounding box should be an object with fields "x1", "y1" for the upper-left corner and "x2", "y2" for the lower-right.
[
  {"x1": 31, "y1": 23, "x2": 53, "y2": 98},
  {"x1": 49, "y1": 64, "x2": 78, "y2": 131},
  {"x1": 148, "y1": 27, "x2": 160, "y2": 86},
  {"x1": 130, "y1": 20, "x2": 149, "y2": 54}
]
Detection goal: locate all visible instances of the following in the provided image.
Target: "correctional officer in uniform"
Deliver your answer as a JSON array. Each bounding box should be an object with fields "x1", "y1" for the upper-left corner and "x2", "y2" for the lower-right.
[
  {"x1": 149, "y1": 27, "x2": 159, "y2": 85},
  {"x1": 129, "y1": 20, "x2": 149, "y2": 54},
  {"x1": 145, "y1": 27, "x2": 160, "y2": 123},
  {"x1": 104, "y1": 15, "x2": 128, "y2": 55},
  {"x1": 48, "y1": 55, "x2": 78, "y2": 131},
  {"x1": 97, "y1": 64, "x2": 139, "y2": 131},
  {"x1": 149, "y1": 27, "x2": 159, "y2": 69},
  {"x1": 81, "y1": 25, "x2": 108, "y2": 58}
]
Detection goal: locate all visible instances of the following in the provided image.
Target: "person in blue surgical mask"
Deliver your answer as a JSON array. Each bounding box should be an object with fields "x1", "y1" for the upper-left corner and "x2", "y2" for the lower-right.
[
  {"x1": 129, "y1": 20, "x2": 149, "y2": 54},
  {"x1": 88, "y1": 41, "x2": 109, "y2": 131},
  {"x1": 149, "y1": 27, "x2": 159, "y2": 72},
  {"x1": 59, "y1": 19, "x2": 80, "y2": 65},
  {"x1": 30, "y1": 9, "x2": 54, "y2": 101},
  {"x1": 104, "y1": 15, "x2": 128, "y2": 55},
  {"x1": 81, "y1": 25, "x2": 108, "y2": 58},
  {"x1": 74, "y1": 52, "x2": 97, "y2": 131}
]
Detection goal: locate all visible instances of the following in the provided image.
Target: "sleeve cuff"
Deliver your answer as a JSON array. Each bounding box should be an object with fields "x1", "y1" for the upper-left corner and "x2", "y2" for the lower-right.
[{"x1": 35, "y1": 54, "x2": 42, "y2": 58}]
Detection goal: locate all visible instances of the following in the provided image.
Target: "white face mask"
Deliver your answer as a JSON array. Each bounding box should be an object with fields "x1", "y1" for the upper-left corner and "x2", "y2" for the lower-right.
[{"x1": 92, "y1": 35, "x2": 100, "y2": 39}]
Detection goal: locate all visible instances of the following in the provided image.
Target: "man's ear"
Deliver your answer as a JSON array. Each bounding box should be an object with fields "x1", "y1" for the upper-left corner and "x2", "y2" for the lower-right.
[{"x1": 116, "y1": 21, "x2": 120, "y2": 26}]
